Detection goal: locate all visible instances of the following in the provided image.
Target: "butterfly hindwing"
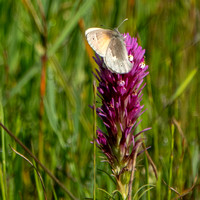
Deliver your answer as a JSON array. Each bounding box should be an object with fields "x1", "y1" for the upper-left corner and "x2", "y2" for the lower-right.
[{"x1": 104, "y1": 37, "x2": 132, "y2": 74}]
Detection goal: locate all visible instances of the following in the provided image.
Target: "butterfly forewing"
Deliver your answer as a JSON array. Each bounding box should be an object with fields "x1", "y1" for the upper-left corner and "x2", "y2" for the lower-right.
[
  {"x1": 85, "y1": 28, "x2": 113, "y2": 57},
  {"x1": 104, "y1": 37, "x2": 132, "y2": 74}
]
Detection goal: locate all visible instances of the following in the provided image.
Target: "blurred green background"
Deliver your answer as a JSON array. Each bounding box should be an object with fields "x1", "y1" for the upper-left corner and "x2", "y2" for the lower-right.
[{"x1": 0, "y1": 0, "x2": 199, "y2": 199}]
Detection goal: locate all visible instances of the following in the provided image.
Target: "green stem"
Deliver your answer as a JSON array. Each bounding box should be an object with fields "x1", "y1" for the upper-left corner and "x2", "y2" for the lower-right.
[
  {"x1": 145, "y1": 150, "x2": 150, "y2": 200},
  {"x1": 117, "y1": 178, "x2": 128, "y2": 200},
  {"x1": 93, "y1": 81, "x2": 97, "y2": 200},
  {"x1": 0, "y1": 164, "x2": 6, "y2": 200},
  {"x1": 0, "y1": 91, "x2": 7, "y2": 200},
  {"x1": 167, "y1": 123, "x2": 174, "y2": 200}
]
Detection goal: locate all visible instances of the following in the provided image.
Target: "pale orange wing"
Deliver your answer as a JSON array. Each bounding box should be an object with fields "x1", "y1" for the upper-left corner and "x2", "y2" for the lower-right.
[{"x1": 85, "y1": 28, "x2": 113, "y2": 57}]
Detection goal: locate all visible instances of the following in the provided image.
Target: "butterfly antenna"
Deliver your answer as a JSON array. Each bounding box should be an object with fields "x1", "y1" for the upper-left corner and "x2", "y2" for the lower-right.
[{"x1": 117, "y1": 18, "x2": 128, "y2": 29}]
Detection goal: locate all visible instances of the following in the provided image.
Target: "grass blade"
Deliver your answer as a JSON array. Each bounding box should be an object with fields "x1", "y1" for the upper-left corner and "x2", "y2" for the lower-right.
[
  {"x1": 48, "y1": 0, "x2": 95, "y2": 56},
  {"x1": 167, "y1": 124, "x2": 175, "y2": 200},
  {"x1": 44, "y1": 97, "x2": 66, "y2": 148},
  {"x1": 4, "y1": 66, "x2": 40, "y2": 105},
  {"x1": 50, "y1": 57, "x2": 76, "y2": 108},
  {"x1": 0, "y1": 164, "x2": 6, "y2": 200},
  {"x1": 133, "y1": 184, "x2": 155, "y2": 200},
  {"x1": 21, "y1": 0, "x2": 44, "y2": 34},
  {"x1": 167, "y1": 68, "x2": 197, "y2": 105},
  {"x1": 10, "y1": 145, "x2": 47, "y2": 200},
  {"x1": 137, "y1": 187, "x2": 155, "y2": 200},
  {"x1": 0, "y1": 91, "x2": 7, "y2": 200}
]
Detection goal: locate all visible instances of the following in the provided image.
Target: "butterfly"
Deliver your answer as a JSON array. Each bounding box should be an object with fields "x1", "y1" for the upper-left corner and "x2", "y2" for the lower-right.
[{"x1": 85, "y1": 19, "x2": 132, "y2": 74}]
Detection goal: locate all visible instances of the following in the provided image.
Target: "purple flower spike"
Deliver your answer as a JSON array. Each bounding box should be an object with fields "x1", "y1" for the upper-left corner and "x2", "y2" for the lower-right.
[{"x1": 93, "y1": 33, "x2": 149, "y2": 199}]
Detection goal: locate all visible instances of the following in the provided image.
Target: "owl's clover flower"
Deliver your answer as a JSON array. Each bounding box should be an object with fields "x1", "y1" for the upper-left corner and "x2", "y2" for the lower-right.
[{"x1": 93, "y1": 33, "x2": 150, "y2": 199}]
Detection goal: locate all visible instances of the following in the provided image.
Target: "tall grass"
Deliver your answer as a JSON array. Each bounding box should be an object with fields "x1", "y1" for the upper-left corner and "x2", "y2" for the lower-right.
[{"x1": 0, "y1": 0, "x2": 199, "y2": 199}]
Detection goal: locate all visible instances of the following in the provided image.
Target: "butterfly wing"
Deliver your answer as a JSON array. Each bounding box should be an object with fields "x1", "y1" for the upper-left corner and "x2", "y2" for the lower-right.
[
  {"x1": 85, "y1": 28, "x2": 113, "y2": 57},
  {"x1": 104, "y1": 37, "x2": 132, "y2": 74}
]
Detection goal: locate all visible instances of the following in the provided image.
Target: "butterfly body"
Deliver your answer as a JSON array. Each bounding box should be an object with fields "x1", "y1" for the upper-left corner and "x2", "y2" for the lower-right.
[{"x1": 85, "y1": 27, "x2": 132, "y2": 74}]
